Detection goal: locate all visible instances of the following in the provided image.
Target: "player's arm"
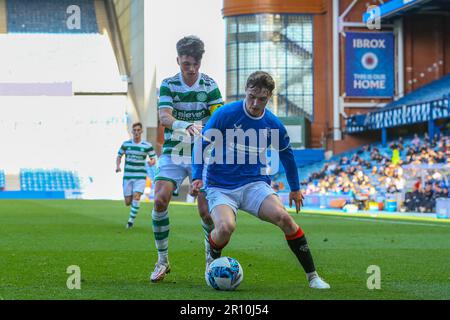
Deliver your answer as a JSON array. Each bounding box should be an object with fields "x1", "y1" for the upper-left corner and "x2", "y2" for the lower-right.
[
  {"x1": 116, "y1": 146, "x2": 124, "y2": 173},
  {"x1": 159, "y1": 108, "x2": 202, "y2": 136},
  {"x1": 147, "y1": 144, "x2": 157, "y2": 166},
  {"x1": 191, "y1": 107, "x2": 223, "y2": 192},
  {"x1": 276, "y1": 123, "x2": 303, "y2": 213}
]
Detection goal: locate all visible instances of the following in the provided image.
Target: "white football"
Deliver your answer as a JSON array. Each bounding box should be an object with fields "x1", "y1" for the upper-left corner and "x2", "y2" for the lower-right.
[{"x1": 205, "y1": 256, "x2": 243, "y2": 291}]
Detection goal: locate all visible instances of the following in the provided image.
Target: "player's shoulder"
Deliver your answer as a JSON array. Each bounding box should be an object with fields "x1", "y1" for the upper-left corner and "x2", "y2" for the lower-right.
[
  {"x1": 213, "y1": 100, "x2": 242, "y2": 117},
  {"x1": 161, "y1": 74, "x2": 181, "y2": 86},
  {"x1": 120, "y1": 139, "x2": 132, "y2": 148},
  {"x1": 141, "y1": 140, "x2": 154, "y2": 148},
  {"x1": 264, "y1": 108, "x2": 284, "y2": 128},
  {"x1": 200, "y1": 74, "x2": 218, "y2": 87}
]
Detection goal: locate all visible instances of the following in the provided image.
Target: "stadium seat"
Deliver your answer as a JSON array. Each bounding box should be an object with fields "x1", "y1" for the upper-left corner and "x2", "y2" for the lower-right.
[
  {"x1": 0, "y1": 170, "x2": 5, "y2": 190},
  {"x1": 19, "y1": 169, "x2": 80, "y2": 192}
]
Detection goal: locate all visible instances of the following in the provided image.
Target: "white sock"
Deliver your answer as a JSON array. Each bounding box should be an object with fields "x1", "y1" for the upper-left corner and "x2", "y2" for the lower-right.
[
  {"x1": 128, "y1": 200, "x2": 140, "y2": 223},
  {"x1": 152, "y1": 209, "x2": 169, "y2": 265},
  {"x1": 307, "y1": 271, "x2": 319, "y2": 282}
]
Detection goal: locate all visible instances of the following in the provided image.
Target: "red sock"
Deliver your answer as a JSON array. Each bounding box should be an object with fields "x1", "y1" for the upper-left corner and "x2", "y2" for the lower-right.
[
  {"x1": 208, "y1": 233, "x2": 228, "y2": 250},
  {"x1": 285, "y1": 227, "x2": 304, "y2": 240}
]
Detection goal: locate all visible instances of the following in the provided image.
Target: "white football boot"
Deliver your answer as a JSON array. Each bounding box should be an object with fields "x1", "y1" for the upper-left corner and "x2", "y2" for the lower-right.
[
  {"x1": 150, "y1": 262, "x2": 171, "y2": 283},
  {"x1": 309, "y1": 276, "x2": 331, "y2": 289}
]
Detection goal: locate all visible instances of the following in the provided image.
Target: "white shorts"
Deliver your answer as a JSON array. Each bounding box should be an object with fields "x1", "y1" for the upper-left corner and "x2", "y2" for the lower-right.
[
  {"x1": 206, "y1": 181, "x2": 276, "y2": 218},
  {"x1": 155, "y1": 154, "x2": 207, "y2": 196},
  {"x1": 123, "y1": 179, "x2": 146, "y2": 197}
]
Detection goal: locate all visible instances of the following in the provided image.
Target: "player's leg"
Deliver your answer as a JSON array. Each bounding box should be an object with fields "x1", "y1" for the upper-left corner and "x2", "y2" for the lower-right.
[
  {"x1": 126, "y1": 191, "x2": 143, "y2": 228},
  {"x1": 123, "y1": 179, "x2": 133, "y2": 228},
  {"x1": 123, "y1": 179, "x2": 133, "y2": 206},
  {"x1": 197, "y1": 191, "x2": 215, "y2": 263},
  {"x1": 124, "y1": 196, "x2": 132, "y2": 206},
  {"x1": 258, "y1": 194, "x2": 330, "y2": 289},
  {"x1": 205, "y1": 187, "x2": 239, "y2": 262},
  {"x1": 150, "y1": 154, "x2": 186, "y2": 282},
  {"x1": 208, "y1": 204, "x2": 236, "y2": 260},
  {"x1": 187, "y1": 162, "x2": 215, "y2": 264},
  {"x1": 150, "y1": 179, "x2": 175, "y2": 282}
]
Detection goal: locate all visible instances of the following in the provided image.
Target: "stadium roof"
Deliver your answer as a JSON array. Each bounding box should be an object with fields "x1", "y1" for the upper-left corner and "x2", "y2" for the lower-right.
[
  {"x1": 383, "y1": 73, "x2": 450, "y2": 110},
  {"x1": 363, "y1": 0, "x2": 450, "y2": 23}
]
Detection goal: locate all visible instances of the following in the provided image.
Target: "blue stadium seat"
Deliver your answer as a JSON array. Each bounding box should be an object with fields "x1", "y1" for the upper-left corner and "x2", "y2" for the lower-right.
[
  {"x1": 7, "y1": 0, "x2": 98, "y2": 34},
  {"x1": 0, "y1": 170, "x2": 5, "y2": 189},
  {"x1": 19, "y1": 169, "x2": 80, "y2": 192}
]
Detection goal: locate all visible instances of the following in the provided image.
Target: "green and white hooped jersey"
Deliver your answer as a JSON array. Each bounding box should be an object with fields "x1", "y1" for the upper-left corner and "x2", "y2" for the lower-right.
[
  {"x1": 158, "y1": 73, "x2": 223, "y2": 157},
  {"x1": 118, "y1": 140, "x2": 156, "y2": 180}
]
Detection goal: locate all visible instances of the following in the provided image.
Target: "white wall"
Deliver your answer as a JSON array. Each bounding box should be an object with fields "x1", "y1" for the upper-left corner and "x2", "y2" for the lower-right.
[{"x1": 0, "y1": 96, "x2": 130, "y2": 199}]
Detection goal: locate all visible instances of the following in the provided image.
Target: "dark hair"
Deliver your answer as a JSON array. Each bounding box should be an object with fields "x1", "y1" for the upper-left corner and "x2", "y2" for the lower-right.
[
  {"x1": 132, "y1": 122, "x2": 143, "y2": 129},
  {"x1": 245, "y1": 71, "x2": 275, "y2": 93},
  {"x1": 176, "y1": 36, "x2": 205, "y2": 62}
]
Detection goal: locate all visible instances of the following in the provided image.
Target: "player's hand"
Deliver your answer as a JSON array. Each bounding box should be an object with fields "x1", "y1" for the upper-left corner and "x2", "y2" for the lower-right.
[
  {"x1": 289, "y1": 190, "x2": 304, "y2": 214},
  {"x1": 187, "y1": 124, "x2": 203, "y2": 137},
  {"x1": 147, "y1": 158, "x2": 156, "y2": 166},
  {"x1": 115, "y1": 167, "x2": 121, "y2": 173},
  {"x1": 191, "y1": 179, "x2": 203, "y2": 196}
]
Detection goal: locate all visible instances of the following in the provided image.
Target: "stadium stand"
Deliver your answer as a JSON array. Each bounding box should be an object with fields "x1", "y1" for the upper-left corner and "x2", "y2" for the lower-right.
[
  {"x1": 0, "y1": 170, "x2": 5, "y2": 190},
  {"x1": 6, "y1": 0, "x2": 98, "y2": 34},
  {"x1": 274, "y1": 132, "x2": 450, "y2": 213},
  {"x1": 386, "y1": 74, "x2": 450, "y2": 109},
  {"x1": 346, "y1": 75, "x2": 450, "y2": 134},
  {"x1": 20, "y1": 169, "x2": 80, "y2": 192}
]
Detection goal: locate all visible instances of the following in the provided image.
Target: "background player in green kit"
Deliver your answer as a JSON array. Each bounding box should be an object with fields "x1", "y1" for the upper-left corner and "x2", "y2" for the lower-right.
[
  {"x1": 116, "y1": 122, "x2": 156, "y2": 229},
  {"x1": 150, "y1": 36, "x2": 223, "y2": 282}
]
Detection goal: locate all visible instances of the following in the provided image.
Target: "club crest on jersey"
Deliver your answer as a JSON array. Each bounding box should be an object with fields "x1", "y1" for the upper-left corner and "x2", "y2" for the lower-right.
[{"x1": 196, "y1": 92, "x2": 208, "y2": 102}]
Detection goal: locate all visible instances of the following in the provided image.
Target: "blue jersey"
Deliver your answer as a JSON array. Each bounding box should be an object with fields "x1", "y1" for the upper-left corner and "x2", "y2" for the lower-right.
[{"x1": 192, "y1": 100, "x2": 300, "y2": 191}]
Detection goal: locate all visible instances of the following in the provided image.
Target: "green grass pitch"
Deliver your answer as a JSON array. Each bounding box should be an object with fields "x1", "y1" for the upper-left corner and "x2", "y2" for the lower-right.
[{"x1": 0, "y1": 200, "x2": 449, "y2": 300}]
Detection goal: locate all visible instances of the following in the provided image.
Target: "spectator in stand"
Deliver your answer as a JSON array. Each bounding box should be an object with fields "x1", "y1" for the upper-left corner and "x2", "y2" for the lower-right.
[
  {"x1": 412, "y1": 133, "x2": 420, "y2": 148},
  {"x1": 419, "y1": 183, "x2": 435, "y2": 213},
  {"x1": 340, "y1": 156, "x2": 349, "y2": 165},
  {"x1": 300, "y1": 132, "x2": 449, "y2": 212},
  {"x1": 440, "y1": 186, "x2": 449, "y2": 199},
  {"x1": 424, "y1": 132, "x2": 430, "y2": 144}
]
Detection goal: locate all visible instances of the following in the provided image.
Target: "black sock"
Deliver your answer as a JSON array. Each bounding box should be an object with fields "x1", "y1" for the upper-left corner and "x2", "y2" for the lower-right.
[{"x1": 286, "y1": 234, "x2": 316, "y2": 274}]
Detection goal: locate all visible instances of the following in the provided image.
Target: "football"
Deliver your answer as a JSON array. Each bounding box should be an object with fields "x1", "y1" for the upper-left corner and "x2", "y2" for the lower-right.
[{"x1": 205, "y1": 257, "x2": 243, "y2": 291}]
